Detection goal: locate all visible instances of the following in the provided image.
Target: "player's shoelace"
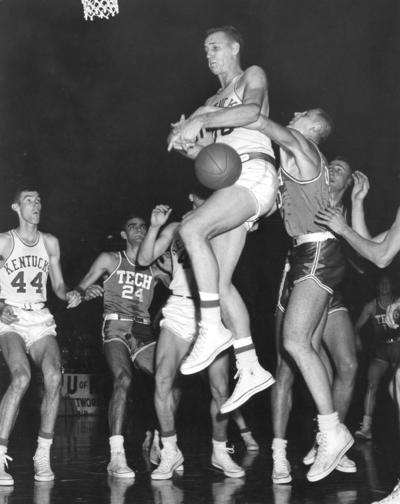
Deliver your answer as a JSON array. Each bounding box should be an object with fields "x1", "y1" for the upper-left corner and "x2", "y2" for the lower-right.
[
  {"x1": 273, "y1": 450, "x2": 290, "y2": 474},
  {"x1": 157, "y1": 449, "x2": 179, "y2": 472},
  {"x1": 0, "y1": 454, "x2": 12, "y2": 471},
  {"x1": 34, "y1": 449, "x2": 52, "y2": 474},
  {"x1": 313, "y1": 432, "x2": 328, "y2": 466}
]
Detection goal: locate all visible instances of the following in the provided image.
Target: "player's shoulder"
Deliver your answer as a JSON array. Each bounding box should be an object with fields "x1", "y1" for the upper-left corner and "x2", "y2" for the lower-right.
[
  {"x1": 41, "y1": 232, "x2": 59, "y2": 248},
  {"x1": 242, "y1": 65, "x2": 267, "y2": 80},
  {"x1": 97, "y1": 251, "x2": 120, "y2": 266},
  {"x1": 0, "y1": 231, "x2": 12, "y2": 255}
]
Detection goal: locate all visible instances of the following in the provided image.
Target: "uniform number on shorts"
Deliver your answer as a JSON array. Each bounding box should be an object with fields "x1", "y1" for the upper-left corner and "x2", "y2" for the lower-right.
[
  {"x1": 11, "y1": 271, "x2": 43, "y2": 293},
  {"x1": 122, "y1": 285, "x2": 143, "y2": 302}
]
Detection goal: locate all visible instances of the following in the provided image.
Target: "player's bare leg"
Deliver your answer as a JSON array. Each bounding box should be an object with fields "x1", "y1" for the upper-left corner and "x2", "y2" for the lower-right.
[
  {"x1": 103, "y1": 341, "x2": 135, "y2": 479},
  {"x1": 179, "y1": 185, "x2": 268, "y2": 376},
  {"x1": 0, "y1": 333, "x2": 31, "y2": 485},
  {"x1": 210, "y1": 227, "x2": 274, "y2": 414},
  {"x1": 303, "y1": 311, "x2": 358, "y2": 473},
  {"x1": 151, "y1": 328, "x2": 188, "y2": 480},
  {"x1": 283, "y1": 279, "x2": 353, "y2": 482},
  {"x1": 355, "y1": 358, "x2": 388, "y2": 440},
  {"x1": 230, "y1": 410, "x2": 259, "y2": 451},
  {"x1": 208, "y1": 352, "x2": 244, "y2": 478},
  {"x1": 29, "y1": 336, "x2": 62, "y2": 482}
]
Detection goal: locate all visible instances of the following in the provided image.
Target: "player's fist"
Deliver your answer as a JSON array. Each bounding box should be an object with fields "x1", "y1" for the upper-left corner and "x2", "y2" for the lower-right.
[
  {"x1": 351, "y1": 171, "x2": 370, "y2": 204},
  {"x1": 66, "y1": 290, "x2": 83, "y2": 309},
  {"x1": 151, "y1": 205, "x2": 172, "y2": 228},
  {"x1": 85, "y1": 285, "x2": 104, "y2": 300},
  {"x1": 386, "y1": 300, "x2": 400, "y2": 329},
  {"x1": 0, "y1": 304, "x2": 18, "y2": 325}
]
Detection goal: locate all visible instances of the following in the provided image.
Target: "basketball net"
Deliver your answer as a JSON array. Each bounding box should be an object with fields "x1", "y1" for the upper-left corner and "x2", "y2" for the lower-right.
[{"x1": 81, "y1": 0, "x2": 119, "y2": 21}]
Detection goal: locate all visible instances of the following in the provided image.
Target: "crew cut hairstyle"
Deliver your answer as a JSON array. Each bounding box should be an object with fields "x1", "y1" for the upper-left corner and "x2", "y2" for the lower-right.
[
  {"x1": 205, "y1": 26, "x2": 244, "y2": 51},
  {"x1": 315, "y1": 108, "x2": 334, "y2": 142},
  {"x1": 12, "y1": 186, "x2": 40, "y2": 204}
]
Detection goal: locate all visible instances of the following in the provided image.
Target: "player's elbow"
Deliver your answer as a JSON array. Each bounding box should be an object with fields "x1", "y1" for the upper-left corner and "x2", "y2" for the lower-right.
[
  {"x1": 375, "y1": 255, "x2": 391, "y2": 269},
  {"x1": 246, "y1": 103, "x2": 261, "y2": 123}
]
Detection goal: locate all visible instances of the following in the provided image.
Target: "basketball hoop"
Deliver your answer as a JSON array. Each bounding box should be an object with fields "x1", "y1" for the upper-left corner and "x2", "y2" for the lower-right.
[{"x1": 81, "y1": 0, "x2": 119, "y2": 21}]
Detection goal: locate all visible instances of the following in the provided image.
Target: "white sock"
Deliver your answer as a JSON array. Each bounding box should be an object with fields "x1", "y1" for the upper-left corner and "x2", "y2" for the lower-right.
[
  {"x1": 234, "y1": 337, "x2": 259, "y2": 366},
  {"x1": 212, "y1": 439, "x2": 227, "y2": 451},
  {"x1": 109, "y1": 435, "x2": 124, "y2": 452},
  {"x1": 318, "y1": 412, "x2": 340, "y2": 433},
  {"x1": 272, "y1": 438, "x2": 287, "y2": 451},
  {"x1": 162, "y1": 434, "x2": 178, "y2": 450},
  {"x1": 37, "y1": 436, "x2": 53, "y2": 451}
]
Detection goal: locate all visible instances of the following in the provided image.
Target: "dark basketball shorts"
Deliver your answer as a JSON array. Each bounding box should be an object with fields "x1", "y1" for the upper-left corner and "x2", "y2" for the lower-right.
[
  {"x1": 290, "y1": 238, "x2": 346, "y2": 295},
  {"x1": 374, "y1": 340, "x2": 400, "y2": 366},
  {"x1": 102, "y1": 316, "x2": 156, "y2": 373},
  {"x1": 277, "y1": 249, "x2": 347, "y2": 314}
]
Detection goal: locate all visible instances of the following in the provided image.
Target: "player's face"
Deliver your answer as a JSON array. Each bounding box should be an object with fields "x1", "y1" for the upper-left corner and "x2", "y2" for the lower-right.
[
  {"x1": 378, "y1": 276, "x2": 392, "y2": 296},
  {"x1": 288, "y1": 110, "x2": 318, "y2": 131},
  {"x1": 14, "y1": 191, "x2": 42, "y2": 225},
  {"x1": 204, "y1": 32, "x2": 237, "y2": 75},
  {"x1": 329, "y1": 160, "x2": 353, "y2": 191},
  {"x1": 124, "y1": 218, "x2": 147, "y2": 245}
]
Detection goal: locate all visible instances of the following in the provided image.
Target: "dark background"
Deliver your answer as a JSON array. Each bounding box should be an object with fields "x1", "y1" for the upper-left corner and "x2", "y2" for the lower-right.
[{"x1": 0, "y1": 0, "x2": 399, "y2": 398}]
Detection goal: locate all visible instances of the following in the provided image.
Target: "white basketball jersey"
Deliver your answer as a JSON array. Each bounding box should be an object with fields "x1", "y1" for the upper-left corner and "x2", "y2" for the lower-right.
[
  {"x1": 169, "y1": 237, "x2": 197, "y2": 297},
  {"x1": 0, "y1": 230, "x2": 50, "y2": 304},
  {"x1": 209, "y1": 74, "x2": 274, "y2": 157}
]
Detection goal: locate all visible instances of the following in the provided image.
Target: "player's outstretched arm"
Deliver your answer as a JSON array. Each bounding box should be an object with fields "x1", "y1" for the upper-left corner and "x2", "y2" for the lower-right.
[
  {"x1": 75, "y1": 252, "x2": 117, "y2": 295},
  {"x1": 316, "y1": 206, "x2": 400, "y2": 268},
  {"x1": 138, "y1": 205, "x2": 177, "y2": 265}
]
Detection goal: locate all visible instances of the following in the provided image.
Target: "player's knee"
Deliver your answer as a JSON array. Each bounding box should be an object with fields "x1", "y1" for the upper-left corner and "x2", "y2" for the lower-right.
[
  {"x1": 155, "y1": 367, "x2": 175, "y2": 394},
  {"x1": 337, "y1": 357, "x2": 358, "y2": 382},
  {"x1": 43, "y1": 366, "x2": 62, "y2": 392},
  {"x1": 113, "y1": 371, "x2": 132, "y2": 392},
  {"x1": 10, "y1": 368, "x2": 31, "y2": 394},
  {"x1": 179, "y1": 219, "x2": 205, "y2": 249}
]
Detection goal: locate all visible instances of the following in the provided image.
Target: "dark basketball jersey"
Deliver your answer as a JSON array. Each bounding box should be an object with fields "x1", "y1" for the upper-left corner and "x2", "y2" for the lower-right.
[
  {"x1": 103, "y1": 251, "x2": 156, "y2": 318},
  {"x1": 277, "y1": 145, "x2": 330, "y2": 237},
  {"x1": 373, "y1": 299, "x2": 400, "y2": 342}
]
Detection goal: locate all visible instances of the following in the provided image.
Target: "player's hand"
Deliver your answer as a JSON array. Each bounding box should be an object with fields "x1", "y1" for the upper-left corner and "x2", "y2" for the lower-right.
[
  {"x1": 151, "y1": 205, "x2": 172, "y2": 228},
  {"x1": 351, "y1": 171, "x2": 370, "y2": 204},
  {"x1": 315, "y1": 207, "x2": 348, "y2": 235},
  {"x1": 84, "y1": 284, "x2": 104, "y2": 300},
  {"x1": 66, "y1": 290, "x2": 83, "y2": 309},
  {"x1": 0, "y1": 304, "x2": 18, "y2": 325},
  {"x1": 386, "y1": 300, "x2": 400, "y2": 329}
]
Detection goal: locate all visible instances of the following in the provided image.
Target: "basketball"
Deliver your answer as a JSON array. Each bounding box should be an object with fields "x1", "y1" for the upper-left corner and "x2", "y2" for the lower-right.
[{"x1": 194, "y1": 143, "x2": 242, "y2": 190}]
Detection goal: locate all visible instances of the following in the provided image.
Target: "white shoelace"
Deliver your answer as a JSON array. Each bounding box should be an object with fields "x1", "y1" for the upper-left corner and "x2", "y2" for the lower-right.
[
  {"x1": 1, "y1": 454, "x2": 12, "y2": 470},
  {"x1": 158, "y1": 449, "x2": 179, "y2": 471},
  {"x1": 273, "y1": 451, "x2": 289, "y2": 474}
]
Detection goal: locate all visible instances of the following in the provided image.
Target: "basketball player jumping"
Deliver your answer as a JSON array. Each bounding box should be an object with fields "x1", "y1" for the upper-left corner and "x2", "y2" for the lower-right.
[
  {"x1": 139, "y1": 199, "x2": 245, "y2": 480},
  {"x1": 271, "y1": 158, "x2": 358, "y2": 484},
  {"x1": 70, "y1": 214, "x2": 169, "y2": 479},
  {"x1": 316, "y1": 172, "x2": 400, "y2": 503},
  {"x1": 0, "y1": 187, "x2": 81, "y2": 485},
  {"x1": 167, "y1": 26, "x2": 277, "y2": 414}
]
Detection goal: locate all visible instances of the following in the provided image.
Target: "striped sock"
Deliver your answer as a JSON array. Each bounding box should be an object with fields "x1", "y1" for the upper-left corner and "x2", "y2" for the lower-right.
[
  {"x1": 199, "y1": 292, "x2": 221, "y2": 324},
  {"x1": 234, "y1": 337, "x2": 258, "y2": 366}
]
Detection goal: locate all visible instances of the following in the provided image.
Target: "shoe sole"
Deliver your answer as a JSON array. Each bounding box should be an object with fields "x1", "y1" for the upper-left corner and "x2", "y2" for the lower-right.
[
  {"x1": 107, "y1": 470, "x2": 135, "y2": 479},
  {"x1": 211, "y1": 462, "x2": 245, "y2": 478},
  {"x1": 336, "y1": 463, "x2": 357, "y2": 473},
  {"x1": 306, "y1": 436, "x2": 354, "y2": 482},
  {"x1": 304, "y1": 457, "x2": 356, "y2": 473},
  {"x1": 34, "y1": 474, "x2": 55, "y2": 482},
  {"x1": 220, "y1": 376, "x2": 275, "y2": 414},
  {"x1": 272, "y1": 475, "x2": 292, "y2": 484},
  {"x1": 180, "y1": 338, "x2": 233, "y2": 375},
  {"x1": 151, "y1": 460, "x2": 184, "y2": 480}
]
